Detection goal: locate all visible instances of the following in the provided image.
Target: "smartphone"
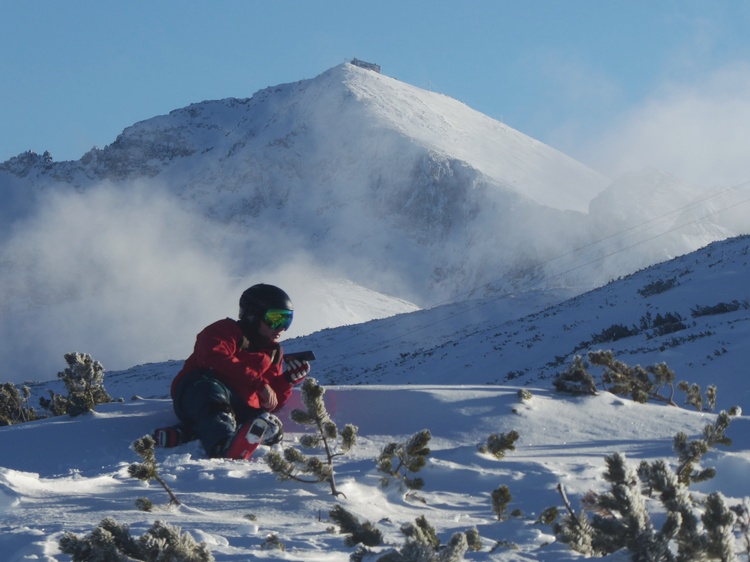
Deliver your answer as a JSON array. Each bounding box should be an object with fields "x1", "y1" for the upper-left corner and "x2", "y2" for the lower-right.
[{"x1": 284, "y1": 350, "x2": 316, "y2": 362}]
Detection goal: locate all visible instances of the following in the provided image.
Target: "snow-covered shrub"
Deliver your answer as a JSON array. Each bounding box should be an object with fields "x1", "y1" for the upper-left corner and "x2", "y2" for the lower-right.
[
  {"x1": 266, "y1": 377, "x2": 357, "y2": 497},
  {"x1": 732, "y1": 499, "x2": 750, "y2": 558},
  {"x1": 59, "y1": 518, "x2": 214, "y2": 561},
  {"x1": 352, "y1": 515, "x2": 470, "y2": 562},
  {"x1": 553, "y1": 355, "x2": 598, "y2": 395},
  {"x1": 0, "y1": 382, "x2": 38, "y2": 425},
  {"x1": 556, "y1": 409, "x2": 741, "y2": 560},
  {"x1": 590, "y1": 349, "x2": 677, "y2": 404},
  {"x1": 517, "y1": 388, "x2": 533, "y2": 401},
  {"x1": 260, "y1": 533, "x2": 286, "y2": 551},
  {"x1": 678, "y1": 380, "x2": 717, "y2": 412},
  {"x1": 135, "y1": 497, "x2": 155, "y2": 512},
  {"x1": 538, "y1": 506, "x2": 559, "y2": 525},
  {"x1": 128, "y1": 434, "x2": 181, "y2": 507},
  {"x1": 555, "y1": 351, "x2": 719, "y2": 410},
  {"x1": 396, "y1": 515, "x2": 469, "y2": 562},
  {"x1": 329, "y1": 504, "x2": 383, "y2": 547},
  {"x1": 491, "y1": 485, "x2": 512, "y2": 521},
  {"x1": 464, "y1": 527, "x2": 482, "y2": 552},
  {"x1": 649, "y1": 311, "x2": 687, "y2": 337},
  {"x1": 480, "y1": 430, "x2": 519, "y2": 459},
  {"x1": 39, "y1": 352, "x2": 113, "y2": 417},
  {"x1": 591, "y1": 323, "x2": 639, "y2": 344},
  {"x1": 673, "y1": 408, "x2": 736, "y2": 485},
  {"x1": 638, "y1": 276, "x2": 678, "y2": 297},
  {"x1": 691, "y1": 300, "x2": 748, "y2": 318},
  {"x1": 377, "y1": 429, "x2": 431, "y2": 491}
]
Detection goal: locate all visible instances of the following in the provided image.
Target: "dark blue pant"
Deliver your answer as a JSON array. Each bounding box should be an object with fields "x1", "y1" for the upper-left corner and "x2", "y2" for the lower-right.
[{"x1": 173, "y1": 370, "x2": 262, "y2": 457}]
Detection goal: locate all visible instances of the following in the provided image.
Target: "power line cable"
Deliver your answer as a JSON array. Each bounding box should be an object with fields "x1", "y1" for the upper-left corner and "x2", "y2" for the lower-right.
[
  {"x1": 314, "y1": 179, "x2": 750, "y2": 354},
  {"x1": 447, "y1": 179, "x2": 750, "y2": 306}
]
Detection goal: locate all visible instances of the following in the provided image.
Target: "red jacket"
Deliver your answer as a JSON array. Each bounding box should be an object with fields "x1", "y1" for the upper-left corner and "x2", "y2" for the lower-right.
[{"x1": 171, "y1": 318, "x2": 292, "y2": 412}]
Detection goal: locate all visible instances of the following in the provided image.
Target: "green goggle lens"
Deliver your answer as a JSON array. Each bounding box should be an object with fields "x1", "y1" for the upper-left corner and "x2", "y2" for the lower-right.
[{"x1": 263, "y1": 309, "x2": 293, "y2": 330}]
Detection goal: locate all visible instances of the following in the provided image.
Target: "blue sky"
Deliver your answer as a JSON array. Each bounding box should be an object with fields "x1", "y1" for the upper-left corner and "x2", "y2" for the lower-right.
[{"x1": 3, "y1": 1, "x2": 750, "y2": 186}]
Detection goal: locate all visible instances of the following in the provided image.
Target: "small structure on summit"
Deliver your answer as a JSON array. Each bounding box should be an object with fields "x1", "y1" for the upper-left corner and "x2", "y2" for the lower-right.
[{"x1": 351, "y1": 58, "x2": 381, "y2": 73}]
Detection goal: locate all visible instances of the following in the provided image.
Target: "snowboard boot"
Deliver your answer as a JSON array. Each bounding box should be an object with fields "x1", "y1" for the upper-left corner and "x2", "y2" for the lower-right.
[
  {"x1": 222, "y1": 416, "x2": 271, "y2": 460},
  {"x1": 256, "y1": 412, "x2": 284, "y2": 446},
  {"x1": 153, "y1": 424, "x2": 195, "y2": 448}
]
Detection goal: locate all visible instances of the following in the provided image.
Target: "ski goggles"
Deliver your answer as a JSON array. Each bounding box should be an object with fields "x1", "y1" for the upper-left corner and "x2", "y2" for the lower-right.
[{"x1": 263, "y1": 309, "x2": 294, "y2": 331}]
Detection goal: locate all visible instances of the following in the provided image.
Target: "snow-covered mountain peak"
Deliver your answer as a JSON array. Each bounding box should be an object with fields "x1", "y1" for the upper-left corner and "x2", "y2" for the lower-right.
[
  {"x1": 338, "y1": 62, "x2": 609, "y2": 211},
  {"x1": 1, "y1": 62, "x2": 620, "y2": 301},
  {"x1": 17, "y1": 62, "x2": 606, "y2": 212}
]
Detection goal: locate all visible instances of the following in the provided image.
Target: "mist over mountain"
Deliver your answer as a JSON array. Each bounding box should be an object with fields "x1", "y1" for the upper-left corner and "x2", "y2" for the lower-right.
[
  {"x1": 88, "y1": 233, "x2": 750, "y2": 417},
  {"x1": 289, "y1": 234, "x2": 750, "y2": 411},
  {"x1": 1, "y1": 61, "x2": 748, "y2": 381}
]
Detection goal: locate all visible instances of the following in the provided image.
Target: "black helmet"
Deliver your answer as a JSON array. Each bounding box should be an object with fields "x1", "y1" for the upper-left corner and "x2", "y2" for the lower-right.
[{"x1": 239, "y1": 283, "x2": 294, "y2": 323}]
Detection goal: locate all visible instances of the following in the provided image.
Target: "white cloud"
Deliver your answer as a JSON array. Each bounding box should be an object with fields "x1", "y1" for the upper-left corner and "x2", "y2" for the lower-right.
[
  {"x1": 0, "y1": 183, "x2": 248, "y2": 382},
  {"x1": 576, "y1": 63, "x2": 750, "y2": 187},
  {"x1": 0, "y1": 181, "x2": 418, "y2": 383}
]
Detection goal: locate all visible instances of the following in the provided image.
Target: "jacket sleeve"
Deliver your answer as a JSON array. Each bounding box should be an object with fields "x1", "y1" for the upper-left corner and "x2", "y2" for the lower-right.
[
  {"x1": 267, "y1": 355, "x2": 293, "y2": 412},
  {"x1": 192, "y1": 321, "x2": 273, "y2": 394}
]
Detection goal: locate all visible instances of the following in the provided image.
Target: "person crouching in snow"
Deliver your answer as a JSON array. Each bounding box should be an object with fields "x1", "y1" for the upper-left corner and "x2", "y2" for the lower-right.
[{"x1": 168, "y1": 283, "x2": 310, "y2": 459}]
